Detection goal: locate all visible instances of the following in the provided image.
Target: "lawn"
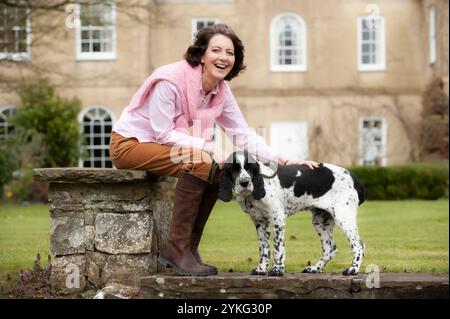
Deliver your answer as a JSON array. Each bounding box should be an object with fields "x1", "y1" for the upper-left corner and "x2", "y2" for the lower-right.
[
  {"x1": 0, "y1": 199, "x2": 448, "y2": 282},
  {"x1": 0, "y1": 203, "x2": 50, "y2": 281}
]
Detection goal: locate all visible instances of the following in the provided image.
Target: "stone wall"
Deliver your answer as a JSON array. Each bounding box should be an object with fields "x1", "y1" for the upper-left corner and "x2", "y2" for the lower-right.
[{"x1": 33, "y1": 168, "x2": 174, "y2": 294}]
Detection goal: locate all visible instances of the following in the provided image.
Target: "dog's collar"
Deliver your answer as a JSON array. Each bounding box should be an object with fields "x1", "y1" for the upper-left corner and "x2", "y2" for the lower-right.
[{"x1": 260, "y1": 160, "x2": 278, "y2": 179}]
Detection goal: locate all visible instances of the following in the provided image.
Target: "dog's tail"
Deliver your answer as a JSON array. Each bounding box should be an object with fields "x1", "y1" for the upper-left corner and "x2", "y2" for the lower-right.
[{"x1": 349, "y1": 171, "x2": 365, "y2": 205}]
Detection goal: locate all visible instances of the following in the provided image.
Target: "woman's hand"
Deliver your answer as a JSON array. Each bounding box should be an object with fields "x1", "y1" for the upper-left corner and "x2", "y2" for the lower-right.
[{"x1": 284, "y1": 159, "x2": 320, "y2": 169}]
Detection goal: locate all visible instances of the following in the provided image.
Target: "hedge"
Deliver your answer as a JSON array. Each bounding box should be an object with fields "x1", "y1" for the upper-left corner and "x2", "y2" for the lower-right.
[
  {"x1": 0, "y1": 143, "x2": 17, "y2": 198},
  {"x1": 348, "y1": 164, "x2": 449, "y2": 200}
]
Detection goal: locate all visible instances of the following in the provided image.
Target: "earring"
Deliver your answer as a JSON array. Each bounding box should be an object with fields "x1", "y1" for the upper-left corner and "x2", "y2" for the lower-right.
[{"x1": 201, "y1": 59, "x2": 204, "y2": 64}]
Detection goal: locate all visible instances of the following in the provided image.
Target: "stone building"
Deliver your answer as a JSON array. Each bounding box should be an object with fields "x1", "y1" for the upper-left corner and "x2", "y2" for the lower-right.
[{"x1": 1, "y1": 0, "x2": 448, "y2": 167}]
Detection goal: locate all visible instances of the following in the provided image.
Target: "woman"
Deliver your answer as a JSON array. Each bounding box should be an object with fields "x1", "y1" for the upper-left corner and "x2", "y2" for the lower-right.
[{"x1": 109, "y1": 24, "x2": 319, "y2": 276}]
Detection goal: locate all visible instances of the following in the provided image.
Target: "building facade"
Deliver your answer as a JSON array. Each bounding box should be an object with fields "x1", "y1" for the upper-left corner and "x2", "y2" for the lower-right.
[{"x1": 1, "y1": 0, "x2": 448, "y2": 167}]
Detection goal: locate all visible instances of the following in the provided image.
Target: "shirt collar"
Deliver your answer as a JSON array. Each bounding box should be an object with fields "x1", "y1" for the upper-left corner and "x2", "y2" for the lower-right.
[{"x1": 200, "y1": 83, "x2": 219, "y2": 96}]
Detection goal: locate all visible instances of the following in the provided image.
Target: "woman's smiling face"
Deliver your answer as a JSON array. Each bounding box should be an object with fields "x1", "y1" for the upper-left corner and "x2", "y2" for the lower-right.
[{"x1": 201, "y1": 34, "x2": 235, "y2": 86}]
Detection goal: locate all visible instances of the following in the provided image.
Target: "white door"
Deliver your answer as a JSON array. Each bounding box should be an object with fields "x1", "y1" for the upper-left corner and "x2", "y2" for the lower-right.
[{"x1": 270, "y1": 121, "x2": 309, "y2": 160}]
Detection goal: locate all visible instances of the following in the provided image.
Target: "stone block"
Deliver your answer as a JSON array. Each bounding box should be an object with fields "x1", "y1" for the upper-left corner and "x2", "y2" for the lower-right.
[
  {"x1": 49, "y1": 183, "x2": 151, "y2": 205},
  {"x1": 84, "y1": 209, "x2": 95, "y2": 225},
  {"x1": 49, "y1": 203, "x2": 84, "y2": 217},
  {"x1": 50, "y1": 255, "x2": 86, "y2": 294},
  {"x1": 84, "y1": 201, "x2": 152, "y2": 213},
  {"x1": 33, "y1": 168, "x2": 154, "y2": 184},
  {"x1": 101, "y1": 254, "x2": 156, "y2": 287},
  {"x1": 95, "y1": 212, "x2": 152, "y2": 254},
  {"x1": 84, "y1": 226, "x2": 95, "y2": 251},
  {"x1": 51, "y1": 214, "x2": 85, "y2": 255},
  {"x1": 86, "y1": 252, "x2": 107, "y2": 289},
  {"x1": 151, "y1": 200, "x2": 172, "y2": 256}
]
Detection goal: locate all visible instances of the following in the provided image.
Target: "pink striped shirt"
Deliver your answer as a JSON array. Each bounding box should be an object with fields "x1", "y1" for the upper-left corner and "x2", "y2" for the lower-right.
[{"x1": 113, "y1": 80, "x2": 279, "y2": 162}]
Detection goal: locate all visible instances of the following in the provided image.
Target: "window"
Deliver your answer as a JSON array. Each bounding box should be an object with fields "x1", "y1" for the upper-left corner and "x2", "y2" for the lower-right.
[
  {"x1": 270, "y1": 121, "x2": 309, "y2": 160},
  {"x1": 429, "y1": 6, "x2": 436, "y2": 65},
  {"x1": 0, "y1": 4, "x2": 30, "y2": 61},
  {"x1": 191, "y1": 18, "x2": 219, "y2": 41},
  {"x1": 357, "y1": 16, "x2": 386, "y2": 71},
  {"x1": 76, "y1": 1, "x2": 116, "y2": 60},
  {"x1": 79, "y1": 106, "x2": 114, "y2": 168},
  {"x1": 270, "y1": 12, "x2": 307, "y2": 72},
  {"x1": 359, "y1": 117, "x2": 386, "y2": 166},
  {"x1": 0, "y1": 105, "x2": 15, "y2": 139}
]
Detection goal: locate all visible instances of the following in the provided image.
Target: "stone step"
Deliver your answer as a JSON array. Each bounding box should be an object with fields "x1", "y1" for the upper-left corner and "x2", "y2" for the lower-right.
[{"x1": 140, "y1": 272, "x2": 449, "y2": 299}]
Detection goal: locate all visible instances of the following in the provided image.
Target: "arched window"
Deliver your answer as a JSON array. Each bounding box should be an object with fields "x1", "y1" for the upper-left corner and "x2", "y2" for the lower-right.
[
  {"x1": 270, "y1": 12, "x2": 307, "y2": 72},
  {"x1": 79, "y1": 106, "x2": 115, "y2": 168},
  {"x1": 0, "y1": 105, "x2": 15, "y2": 139}
]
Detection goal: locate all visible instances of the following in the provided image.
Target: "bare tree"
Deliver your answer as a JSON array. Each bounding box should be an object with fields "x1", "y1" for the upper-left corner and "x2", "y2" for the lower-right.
[{"x1": 0, "y1": 0, "x2": 163, "y2": 91}]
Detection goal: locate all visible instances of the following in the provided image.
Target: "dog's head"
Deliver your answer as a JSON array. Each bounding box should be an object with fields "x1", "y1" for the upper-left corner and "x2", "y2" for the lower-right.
[{"x1": 218, "y1": 151, "x2": 266, "y2": 202}]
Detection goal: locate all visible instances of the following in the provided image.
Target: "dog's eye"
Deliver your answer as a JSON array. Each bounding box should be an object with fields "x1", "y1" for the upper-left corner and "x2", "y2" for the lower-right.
[
  {"x1": 244, "y1": 162, "x2": 258, "y2": 175},
  {"x1": 232, "y1": 163, "x2": 241, "y2": 171}
]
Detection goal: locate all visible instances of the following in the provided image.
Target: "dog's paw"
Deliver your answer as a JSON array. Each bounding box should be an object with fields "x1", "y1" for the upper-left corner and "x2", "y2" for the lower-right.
[
  {"x1": 251, "y1": 268, "x2": 267, "y2": 276},
  {"x1": 268, "y1": 268, "x2": 284, "y2": 277},
  {"x1": 342, "y1": 267, "x2": 358, "y2": 276},
  {"x1": 302, "y1": 265, "x2": 321, "y2": 274}
]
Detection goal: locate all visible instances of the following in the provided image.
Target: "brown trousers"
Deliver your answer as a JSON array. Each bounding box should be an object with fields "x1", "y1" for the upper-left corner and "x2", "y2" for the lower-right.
[{"x1": 109, "y1": 131, "x2": 217, "y2": 183}]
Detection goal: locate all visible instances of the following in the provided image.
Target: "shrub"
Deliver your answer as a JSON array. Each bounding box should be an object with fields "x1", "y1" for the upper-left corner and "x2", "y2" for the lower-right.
[
  {"x1": 0, "y1": 253, "x2": 58, "y2": 299},
  {"x1": 349, "y1": 164, "x2": 449, "y2": 200},
  {"x1": 6, "y1": 166, "x2": 48, "y2": 203},
  {"x1": 0, "y1": 142, "x2": 17, "y2": 198},
  {"x1": 420, "y1": 78, "x2": 449, "y2": 159},
  {"x1": 4, "y1": 79, "x2": 82, "y2": 202},
  {"x1": 3, "y1": 128, "x2": 49, "y2": 203},
  {"x1": 11, "y1": 78, "x2": 82, "y2": 167}
]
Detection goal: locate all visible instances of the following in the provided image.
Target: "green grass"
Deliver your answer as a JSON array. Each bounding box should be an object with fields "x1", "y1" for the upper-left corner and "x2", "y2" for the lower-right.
[
  {"x1": 0, "y1": 200, "x2": 448, "y2": 282},
  {"x1": 0, "y1": 203, "x2": 50, "y2": 281}
]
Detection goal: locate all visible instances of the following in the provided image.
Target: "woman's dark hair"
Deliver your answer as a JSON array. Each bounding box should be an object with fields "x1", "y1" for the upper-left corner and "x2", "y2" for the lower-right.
[{"x1": 184, "y1": 23, "x2": 246, "y2": 81}]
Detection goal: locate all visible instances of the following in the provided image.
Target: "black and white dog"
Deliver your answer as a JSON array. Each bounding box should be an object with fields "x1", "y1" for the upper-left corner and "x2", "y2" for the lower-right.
[{"x1": 219, "y1": 151, "x2": 365, "y2": 276}]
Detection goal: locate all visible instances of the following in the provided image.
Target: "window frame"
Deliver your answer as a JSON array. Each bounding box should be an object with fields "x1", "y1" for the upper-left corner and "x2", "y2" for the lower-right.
[
  {"x1": 78, "y1": 106, "x2": 115, "y2": 168},
  {"x1": 191, "y1": 17, "x2": 219, "y2": 42},
  {"x1": 428, "y1": 5, "x2": 436, "y2": 65},
  {"x1": 357, "y1": 15, "x2": 386, "y2": 72},
  {"x1": 358, "y1": 116, "x2": 387, "y2": 166},
  {"x1": 270, "y1": 12, "x2": 307, "y2": 73},
  {"x1": 75, "y1": 1, "x2": 117, "y2": 61},
  {"x1": 0, "y1": 5, "x2": 31, "y2": 61},
  {"x1": 0, "y1": 104, "x2": 16, "y2": 139}
]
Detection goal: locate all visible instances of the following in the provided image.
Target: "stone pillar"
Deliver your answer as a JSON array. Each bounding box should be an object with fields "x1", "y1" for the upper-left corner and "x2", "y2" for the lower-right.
[{"x1": 32, "y1": 168, "x2": 174, "y2": 294}]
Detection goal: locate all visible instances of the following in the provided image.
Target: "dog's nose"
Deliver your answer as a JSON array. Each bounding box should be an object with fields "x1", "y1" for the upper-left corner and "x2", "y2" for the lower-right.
[{"x1": 240, "y1": 181, "x2": 249, "y2": 188}]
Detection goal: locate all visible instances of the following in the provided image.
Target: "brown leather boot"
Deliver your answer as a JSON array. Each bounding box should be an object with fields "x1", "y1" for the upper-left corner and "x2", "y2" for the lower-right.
[
  {"x1": 191, "y1": 182, "x2": 219, "y2": 274},
  {"x1": 158, "y1": 171, "x2": 216, "y2": 276}
]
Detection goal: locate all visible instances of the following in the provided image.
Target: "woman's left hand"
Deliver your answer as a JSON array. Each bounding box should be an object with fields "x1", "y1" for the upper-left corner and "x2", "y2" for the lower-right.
[{"x1": 285, "y1": 159, "x2": 320, "y2": 169}]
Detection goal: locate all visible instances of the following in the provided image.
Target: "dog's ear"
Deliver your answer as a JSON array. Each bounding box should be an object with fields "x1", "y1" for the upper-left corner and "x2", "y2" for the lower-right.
[
  {"x1": 251, "y1": 162, "x2": 266, "y2": 200},
  {"x1": 218, "y1": 164, "x2": 233, "y2": 202}
]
